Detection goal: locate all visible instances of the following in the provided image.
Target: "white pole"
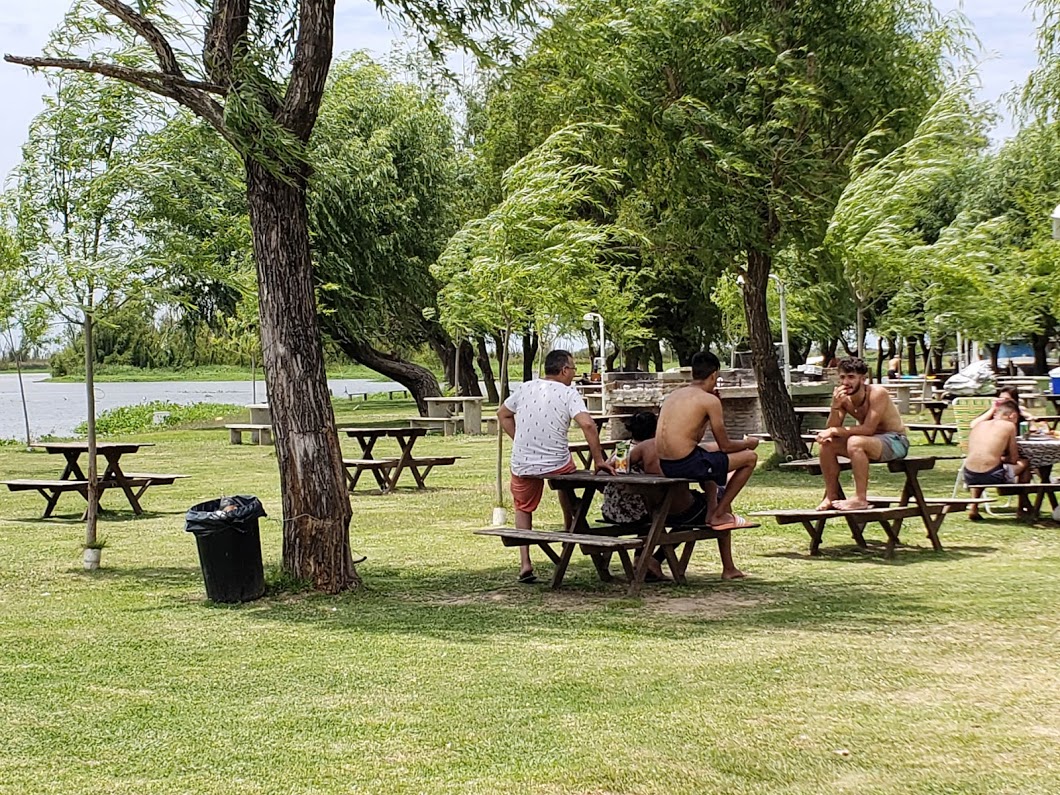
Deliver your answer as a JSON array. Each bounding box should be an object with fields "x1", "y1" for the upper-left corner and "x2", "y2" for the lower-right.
[
  {"x1": 599, "y1": 315, "x2": 607, "y2": 415},
  {"x1": 778, "y1": 280, "x2": 790, "y2": 390}
]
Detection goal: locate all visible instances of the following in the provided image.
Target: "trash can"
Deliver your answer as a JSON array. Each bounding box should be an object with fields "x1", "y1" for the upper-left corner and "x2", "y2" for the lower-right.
[{"x1": 185, "y1": 495, "x2": 267, "y2": 603}]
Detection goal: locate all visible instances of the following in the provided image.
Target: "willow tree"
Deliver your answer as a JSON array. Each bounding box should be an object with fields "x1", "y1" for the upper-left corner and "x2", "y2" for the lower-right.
[
  {"x1": 7, "y1": 0, "x2": 531, "y2": 592},
  {"x1": 434, "y1": 123, "x2": 646, "y2": 512}
]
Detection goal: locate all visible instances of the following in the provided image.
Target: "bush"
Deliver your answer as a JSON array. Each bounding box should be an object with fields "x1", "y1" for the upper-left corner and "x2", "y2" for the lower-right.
[{"x1": 74, "y1": 401, "x2": 242, "y2": 437}]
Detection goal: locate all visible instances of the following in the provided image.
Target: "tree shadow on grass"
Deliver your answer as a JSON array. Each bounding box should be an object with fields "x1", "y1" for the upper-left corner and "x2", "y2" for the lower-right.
[{"x1": 762, "y1": 542, "x2": 999, "y2": 566}]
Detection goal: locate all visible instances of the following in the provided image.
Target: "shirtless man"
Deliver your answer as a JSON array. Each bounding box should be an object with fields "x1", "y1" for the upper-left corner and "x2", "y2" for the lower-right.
[
  {"x1": 655, "y1": 351, "x2": 759, "y2": 533},
  {"x1": 963, "y1": 399, "x2": 1027, "y2": 520},
  {"x1": 816, "y1": 357, "x2": 909, "y2": 511}
]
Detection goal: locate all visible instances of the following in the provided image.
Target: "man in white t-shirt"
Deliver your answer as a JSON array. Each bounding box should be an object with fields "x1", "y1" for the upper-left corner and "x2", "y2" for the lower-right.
[{"x1": 497, "y1": 349, "x2": 615, "y2": 583}]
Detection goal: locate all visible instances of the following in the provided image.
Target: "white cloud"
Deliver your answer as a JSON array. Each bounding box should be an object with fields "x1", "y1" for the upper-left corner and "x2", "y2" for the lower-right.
[{"x1": 0, "y1": 0, "x2": 1042, "y2": 188}]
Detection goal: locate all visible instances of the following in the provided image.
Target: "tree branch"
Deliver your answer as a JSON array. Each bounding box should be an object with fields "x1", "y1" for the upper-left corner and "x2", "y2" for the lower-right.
[
  {"x1": 203, "y1": 0, "x2": 250, "y2": 86},
  {"x1": 93, "y1": 0, "x2": 184, "y2": 78},
  {"x1": 4, "y1": 55, "x2": 234, "y2": 147},
  {"x1": 280, "y1": 0, "x2": 334, "y2": 140}
]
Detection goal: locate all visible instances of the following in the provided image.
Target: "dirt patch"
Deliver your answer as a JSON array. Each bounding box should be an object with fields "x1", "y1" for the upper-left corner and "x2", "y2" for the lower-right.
[{"x1": 644, "y1": 591, "x2": 774, "y2": 618}]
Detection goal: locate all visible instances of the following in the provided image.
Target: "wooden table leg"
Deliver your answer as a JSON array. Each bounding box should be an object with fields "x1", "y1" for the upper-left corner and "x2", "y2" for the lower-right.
[
  {"x1": 386, "y1": 433, "x2": 421, "y2": 492},
  {"x1": 551, "y1": 485, "x2": 597, "y2": 589},
  {"x1": 102, "y1": 453, "x2": 143, "y2": 515},
  {"x1": 898, "y1": 472, "x2": 943, "y2": 551},
  {"x1": 628, "y1": 487, "x2": 675, "y2": 596}
]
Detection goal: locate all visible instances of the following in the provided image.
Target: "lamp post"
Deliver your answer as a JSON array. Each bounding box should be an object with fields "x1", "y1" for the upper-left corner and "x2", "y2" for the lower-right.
[{"x1": 583, "y1": 311, "x2": 606, "y2": 413}]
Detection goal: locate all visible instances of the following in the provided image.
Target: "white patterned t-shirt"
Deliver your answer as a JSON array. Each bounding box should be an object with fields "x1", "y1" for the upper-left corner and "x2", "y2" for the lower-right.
[{"x1": 504, "y1": 379, "x2": 590, "y2": 476}]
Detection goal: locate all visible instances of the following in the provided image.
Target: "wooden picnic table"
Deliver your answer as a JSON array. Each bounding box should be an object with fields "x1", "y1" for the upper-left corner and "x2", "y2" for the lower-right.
[
  {"x1": 342, "y1": 426, "x2": 458, "y2": 493},
  {"x1": 909, "y1": 399, "x2": 949, "y2": 425},
  {"x1": 477, "y1": 472, "x2": 740, "y2": 595},
  {"x1": 568, "y1": 440, "x2": 621, "y2": 468},
  {"x1": 758, "y1": 456, "x2": 975, "y2": 557},
  {"x1": 1043, "y1": 394, "x2": 1060, "y2": 414},
  {"x1": 424, "y1": 396, "x2": 486, "y2": 434},
  {"x1": 2, "y1": 442, "x2": 187, "y2": 517}
]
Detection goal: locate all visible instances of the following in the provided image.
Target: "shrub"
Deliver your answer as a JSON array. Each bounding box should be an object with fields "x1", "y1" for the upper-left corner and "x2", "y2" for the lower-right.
[{"x1": 74, "y1": 401, "x2": 242, "y2": 437}]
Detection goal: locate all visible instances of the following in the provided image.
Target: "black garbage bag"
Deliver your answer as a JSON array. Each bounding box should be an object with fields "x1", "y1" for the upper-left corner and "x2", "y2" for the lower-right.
[
  {"x1": 185, "y1": 496, "x2": 267, "y2": 603},
  {"x1": 185, "y1": 495, "x2": 267, "y2": 536}
]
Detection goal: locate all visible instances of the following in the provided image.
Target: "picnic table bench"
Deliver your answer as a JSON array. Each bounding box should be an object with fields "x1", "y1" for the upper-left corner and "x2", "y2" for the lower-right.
[
  {"x1": 2, "y1": 442, "x2": 188, "y2": 517},
  {"x1": 568, "y1": 440, "x2": 620, "y2": 468},
  {"x1": 225, "y1": 423, "x2": 274, "y2": 445},
  {"x1": 909, "y1": 399, "x2": 949, "y2": 425},
  {"x1": 342, "y1": 427, "x2": 460, "y2": 492},
  {"x1": 906, "y1": 422, "x2": 957, "y2": 444},
  {"x1": 756, "y1": 456, "x2": 974, "y2": 557},
  {"x1": 477, "y1": 472, "x2": 755, "y2": 594}
]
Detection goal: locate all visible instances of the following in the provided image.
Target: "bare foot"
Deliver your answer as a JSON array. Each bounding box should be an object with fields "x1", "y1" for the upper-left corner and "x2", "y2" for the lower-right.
[
  {"x1": 722, "y1": 568, "x2": 746, "y2": 580},
  {"x1": 816, "y1": 498, "x2": 835, "y2": 511},
  {"x1": 834, "y1": 498, "x2": 870, "y2": 511}
]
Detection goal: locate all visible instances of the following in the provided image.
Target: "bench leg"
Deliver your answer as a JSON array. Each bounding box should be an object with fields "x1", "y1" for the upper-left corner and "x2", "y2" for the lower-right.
[
  {"x1": 261, "y1": 428, "x2": 273, "y2": 445},
  {"x1": 550, "y1": 542, "x2": 578, "y2": 589},
  {"x1": 589, "y1": 551, "x2": 614, "y2": 582},
  {"x1": 616, "y1": 549, "x2": 635, "y2": 581},
  {"x1": 536, "y1": 542, "x2": 562, "y2": 567},
  {"x1": 661, "y1": 544, "x2": 686, "y2": 585},
  {"x1": 229, "y1": 429, "x2": 242, "y2": 444},
  {"x1": 802, "y1": 518, "x2": 827, "y2": 555}
]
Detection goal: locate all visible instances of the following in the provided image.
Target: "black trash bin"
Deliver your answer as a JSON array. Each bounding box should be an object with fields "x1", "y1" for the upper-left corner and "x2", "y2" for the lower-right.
[{"x1": 185, "y1": 495, "x2": 267, "y2": 603}]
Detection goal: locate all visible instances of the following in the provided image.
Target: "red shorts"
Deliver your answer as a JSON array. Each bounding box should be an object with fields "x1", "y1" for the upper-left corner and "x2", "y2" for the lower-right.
[{"x1": 510, "y1": 459, "x2": 577, "y2": 513}]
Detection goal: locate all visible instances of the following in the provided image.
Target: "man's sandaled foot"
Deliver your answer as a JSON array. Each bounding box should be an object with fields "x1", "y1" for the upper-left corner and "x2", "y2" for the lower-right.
[
  {"x1": 816, "y1": 498, "x2": 835, "y2": 511},
  {"x1": 517, "y1": 570, "x2": 538, "y2": 584},
  {"x1": 710, "y1": 514, "x2": 754, "y2": 531},
  {"x1": 833, "y1": 499, "x2": 871, "y2": 511}
]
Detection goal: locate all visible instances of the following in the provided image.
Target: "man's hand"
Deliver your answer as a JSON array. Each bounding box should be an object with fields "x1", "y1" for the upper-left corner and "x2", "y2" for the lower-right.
[
  {"x1": 831, "y1": 385, "x2": 850, "y2": 410},
  {"x1": 816, "y1": 427, "x2": 840, "y2": 443},
  {"x1": 744, "y1": 435, "x2": 760, "y2": 450},
  {"x1": 594, "y1": 459, "x2": 617, "y2": 475}
]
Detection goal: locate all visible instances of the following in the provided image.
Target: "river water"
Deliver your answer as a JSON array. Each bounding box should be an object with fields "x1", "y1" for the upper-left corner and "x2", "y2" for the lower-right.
[{"x1": 0, "y1": 374, "x2": 402, "y2": 440}]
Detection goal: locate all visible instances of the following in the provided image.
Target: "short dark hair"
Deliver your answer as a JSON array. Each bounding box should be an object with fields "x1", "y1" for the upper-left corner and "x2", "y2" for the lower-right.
[
  {"x1": 997, "y1": 387, "x2": 1020, "y2": 402},
  {"x1": 544, "y1": 349, "x2": 574, "y2": 375},
  {"x1": 838, "y1": 357, "x2": 868, "y2": 375},
  {"x1": 627, "y1": 411, "x2": 658, "y2": 442},
  {"x1": 995, "y1": 399, "x2": 1020, "y2": 417},
  {"x1": 691, "y1": 351, "x2": 721, "y2": 380}
]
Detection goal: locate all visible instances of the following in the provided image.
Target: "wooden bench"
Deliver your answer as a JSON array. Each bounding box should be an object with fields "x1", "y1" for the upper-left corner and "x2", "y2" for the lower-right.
[
  {"x1": 970, "y1": 482, "x2": 1060, "y2": 521},
  {"x1": 906, "y1": 422, "x2": 957, "y2": 444},
  {"x1": 756, "y1": 506, "x2": 921, "y2": 556},
  {"x1": 3, "y1": 473, "x2": 188, "y2": 518},
  {"x1": 225, "y1": 423, "x2": 273, "y2": 445},
  {"x1": 406, "y1": 416, "x2": 463, "y2": 436},
  {"x1": 343, "y1": 455, "x2": 460, "y2": 491},
  {"x1": 475, "y1": 521, "x2": 735, "y2": 586}
]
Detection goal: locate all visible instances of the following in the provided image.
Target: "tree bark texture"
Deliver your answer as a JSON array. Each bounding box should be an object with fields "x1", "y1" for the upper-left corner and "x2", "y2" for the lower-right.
[
  {"x1": 521, "y1": 331, "x2": 538, "y2": 381},
  {"x1": 906, "y1": 337, "x2": 919, "y2": 376},
  {"x1": 743, "y1": 249, "x2": 807, "y2": 460},
  {"x1": 245, "y1": 160, "x2": 358, "y2": 593},
  {"x1": 492, "y1": 331, "x2": 510, "y2": 401},
  {"x1": 476, "y1": 337, "x2": 499, "y2": 403},
  {"x1": 428, "y1": 335, "x2": 455, "y2": 389}
]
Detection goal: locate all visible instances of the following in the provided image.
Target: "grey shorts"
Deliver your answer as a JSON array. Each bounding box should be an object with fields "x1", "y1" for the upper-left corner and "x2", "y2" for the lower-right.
[{"x1": 875, "y1": 432, "x2": 909, "y2": 462}]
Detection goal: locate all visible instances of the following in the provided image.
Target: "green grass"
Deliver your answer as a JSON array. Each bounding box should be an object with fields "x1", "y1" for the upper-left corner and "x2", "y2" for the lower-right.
[{"x1": 1, "y1": 401, "x2": 1059, "y2": 794}]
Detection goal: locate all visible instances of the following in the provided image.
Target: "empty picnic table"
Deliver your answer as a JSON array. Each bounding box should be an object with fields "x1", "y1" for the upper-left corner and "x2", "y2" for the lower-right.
[
  {"x1": 756, "y1": 456, "x2": 980, "y2": 557},
  {"x1": 477, "y1": 472, "x2": 749, "y2": 595},
  {"x1": 909, "y1": 399, "x2": 949, "y2": 425},
  {"x1": 793, "y1": 406, "x2": 833, "y2": 431},
  {"x1": 424, "y1": 396, "x2": 486, "y2": 434},
  {"x1": 342, "y1": 427, "x2": 458, "y2": 493},
  {"x1": 2, "y1": 442, "x2": 188, "y2": 517}
]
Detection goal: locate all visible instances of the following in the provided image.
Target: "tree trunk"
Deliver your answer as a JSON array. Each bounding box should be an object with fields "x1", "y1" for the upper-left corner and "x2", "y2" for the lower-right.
[
  {"x1": 822, "y1": 337, "x2": 839, "y2": 366},
  {"x1": 83, "y1": 311, "x2": 99, "y2": 549},
  {"x1": 521, "y1": 330, "x2": 538, "y2": 382},
  {"x1": 986, "y1": 343, "x2": 1000, "y2": 372},
  {"x1": 855, "y1": 304, "x2": 866, "y2": 359},
  {"x1": 338, "y1": 338, "x2": 443, "y2": 414},
  {"x1": 875, "y1": 336, "x2": 884, "y2": 382},
  {"x1": 476, "y1": 337, "x2": 499, "y2": 403},
  {"x1": 744, "y1": 250, "x2": 807, "y2": 459},
  {"x1": 1031, "y1": 330, "x2": 1051, "y2": 375},
  {"x1": 15, "y1": 349, "x2": 32, "y2": 447},
  {"x1": 905, "y1": 336, "x2": 919, "y2": 376},
  {"x1": 648, "y1": 339, "x2": 664, "y2": 372},
  {"x1": 839, "y1": 336, "x2": 857, "y2": 356},
  {"x1": 457, "y1": 339, "x2": 481, "y2": 397},
  {"x1": 492, "y1": 331, "x2": 510, "y2": 401},
  {"x1": 584, "y1": 330, "x2": 597, "y2": 362},
  {"x1": 428, "y1": 335, "x2": 455, "y2": 390},
  {"x1": 245, "y1": 160, "x2": 357, "y2": 593},
  {"x1": 918, "y1": 333, "x2": 930, "y2": 372}
]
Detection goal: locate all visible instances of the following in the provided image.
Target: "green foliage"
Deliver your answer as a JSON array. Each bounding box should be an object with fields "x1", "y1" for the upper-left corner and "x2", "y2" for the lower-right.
[{"x1": 73, "y1": 401, "x2": 241, "y2": 437}]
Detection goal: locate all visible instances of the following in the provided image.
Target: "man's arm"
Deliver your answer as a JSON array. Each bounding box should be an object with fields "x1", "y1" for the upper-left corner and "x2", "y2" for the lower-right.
[
  {"x1": 831, "y1": 389, "x2": 887, "y2": 438},
  {"x1": 704, "y1": 396, "x2": 759, "y2": 453},
  {"x1": 826, "y1": 385, "x2": 849, "y2": 428},
  {"x1": 573, "y1": 412, "x2": 616, "y2": 473},
  {"x1": 1003, "y1": 426, "x2": 1019, "y2": 465},
  {"x1": 497, "y1": 403, "x2": 517, "y2": 440}
]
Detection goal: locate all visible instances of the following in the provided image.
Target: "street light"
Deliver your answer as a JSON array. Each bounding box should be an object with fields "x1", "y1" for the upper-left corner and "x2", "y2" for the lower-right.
[
  {"x1": 736, "y1": 274, "x2": 790, "y2": 390},
  {"x1": 583, "y1": 311, "x2": 606, "y2": 413}
]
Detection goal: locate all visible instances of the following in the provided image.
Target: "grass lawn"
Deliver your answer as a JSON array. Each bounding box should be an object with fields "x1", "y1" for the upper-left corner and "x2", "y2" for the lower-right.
[{"x1": 1, "y1": 400, "x2": 1059, "y2": 794}]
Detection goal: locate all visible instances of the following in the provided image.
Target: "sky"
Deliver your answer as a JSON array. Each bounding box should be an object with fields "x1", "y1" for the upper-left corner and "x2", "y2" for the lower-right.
[{"x1": 0, "y1": 0, "x2": 1043, "y2": 184}]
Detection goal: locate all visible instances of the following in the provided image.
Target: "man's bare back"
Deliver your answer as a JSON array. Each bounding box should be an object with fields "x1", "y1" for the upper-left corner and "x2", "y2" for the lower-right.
[
  {"x1": 966, "y1": 419, "x2": 1018, "y2": 473},
  {"x1": 656, "y1": 386, "x2": 715, "y2": 459}
]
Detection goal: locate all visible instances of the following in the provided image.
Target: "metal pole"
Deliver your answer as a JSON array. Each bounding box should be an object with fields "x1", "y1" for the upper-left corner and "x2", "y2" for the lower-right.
[
  {"x1": 770, "y1": 275, "x2": 791, "y2": 390},
  {"x1": 599, "y1": 315, "x2": 607, "y2": 414}
]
